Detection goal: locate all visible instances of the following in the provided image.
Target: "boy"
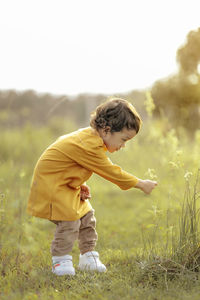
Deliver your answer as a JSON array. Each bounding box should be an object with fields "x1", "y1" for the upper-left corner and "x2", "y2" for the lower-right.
[{"x1": 27, "y1": 98, "x2": 157, "y2": 276}]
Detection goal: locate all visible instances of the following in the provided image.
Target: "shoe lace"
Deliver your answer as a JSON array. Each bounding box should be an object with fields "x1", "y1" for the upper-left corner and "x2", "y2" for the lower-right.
[
  {"x1": 88, "y1": 252, "x2": 99, "y2": 267},
  {"x1": 53, "y1": 258, "x2": 72, "y2": 267}
]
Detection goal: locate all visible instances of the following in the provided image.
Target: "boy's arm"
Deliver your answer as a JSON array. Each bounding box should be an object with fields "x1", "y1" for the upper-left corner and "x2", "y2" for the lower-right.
[{"x1": 64, "y1": 143, "x2": 139, "y2": 190}]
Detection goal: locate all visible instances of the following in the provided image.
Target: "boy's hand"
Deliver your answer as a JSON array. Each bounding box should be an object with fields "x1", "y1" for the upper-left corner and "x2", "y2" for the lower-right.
[
  {"x1": 135, "y1": 179, "x2": 158, "y2": 194},
  {"x1": 80, "y1": 184, "x2": 91, "y2": 200}
]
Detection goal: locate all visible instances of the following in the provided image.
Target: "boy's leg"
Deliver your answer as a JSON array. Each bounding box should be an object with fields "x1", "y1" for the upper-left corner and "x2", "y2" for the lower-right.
[
  {"x1": 78, "y1": 210, "x2": 98, "y2": 254},
  {"x1": 78, "y1": 210, "x2": 106, "y2": 272},
  {"x1": 51, "y1": 219, "x2": 81, "y2": 256},
  {"x1": 51, "y1": 220, "x2": 81, "y2": 275},
  {"x1": 51, "y1": 219, "x2": 81, "y2": 276}
]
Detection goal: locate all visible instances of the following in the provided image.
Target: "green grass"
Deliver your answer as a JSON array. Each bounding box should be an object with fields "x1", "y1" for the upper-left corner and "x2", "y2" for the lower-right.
[{"x1": 1, "y1": 121, "x2": 200, "y2": 299}]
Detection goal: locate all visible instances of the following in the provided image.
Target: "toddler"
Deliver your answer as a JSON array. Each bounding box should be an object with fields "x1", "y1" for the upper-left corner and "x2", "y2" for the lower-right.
[{"x1": 27, "y1": 98, "x2": 157, "y2": 276}]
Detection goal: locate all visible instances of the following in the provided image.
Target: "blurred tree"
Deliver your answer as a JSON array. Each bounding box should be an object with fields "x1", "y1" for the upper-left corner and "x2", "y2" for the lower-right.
[
  {"x1": 0, "y1": 90, "x2": 106, "y2": 128},
  {"x1": 177, "y1": 28, "x2": 200, "y2": 75},
  {"x1": 151, "y1": 27, "x2": 200, "y2": 132}
]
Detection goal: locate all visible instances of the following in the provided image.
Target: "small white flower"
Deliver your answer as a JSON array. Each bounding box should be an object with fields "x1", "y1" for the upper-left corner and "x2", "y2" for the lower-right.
[{"x1": 184, "y1": 171, "x2": 193, "y2": 181}]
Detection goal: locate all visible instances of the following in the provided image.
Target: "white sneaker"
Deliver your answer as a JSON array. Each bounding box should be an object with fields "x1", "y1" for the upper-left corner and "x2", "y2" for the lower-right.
[
  {"x1": 52, "y1": 255, "x2": 75, "y2": 276},
  {"x1": 78, "y1": 251, "x2": 107, "y2": 272}
]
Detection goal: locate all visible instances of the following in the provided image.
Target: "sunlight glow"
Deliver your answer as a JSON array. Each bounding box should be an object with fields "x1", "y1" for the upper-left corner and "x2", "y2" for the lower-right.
[{"x1": 0, "y1": 0, "x2": 199, "y2": 95}]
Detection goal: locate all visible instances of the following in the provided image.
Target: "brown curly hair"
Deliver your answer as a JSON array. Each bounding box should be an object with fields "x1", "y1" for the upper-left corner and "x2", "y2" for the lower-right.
[{"x1": 90, "y1": 98, "x2": 142, "y2": 133}]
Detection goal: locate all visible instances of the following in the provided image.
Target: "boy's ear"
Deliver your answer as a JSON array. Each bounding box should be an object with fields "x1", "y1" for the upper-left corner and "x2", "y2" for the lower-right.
[{"x1": 104, "y1": 126, "x2": 111, "y2": 134}]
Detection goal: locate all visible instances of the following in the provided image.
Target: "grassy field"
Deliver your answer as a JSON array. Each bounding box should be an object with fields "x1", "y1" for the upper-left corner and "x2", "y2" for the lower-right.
[{"x1": 1, "y1": 119, "x2": 200, "y2": 300}]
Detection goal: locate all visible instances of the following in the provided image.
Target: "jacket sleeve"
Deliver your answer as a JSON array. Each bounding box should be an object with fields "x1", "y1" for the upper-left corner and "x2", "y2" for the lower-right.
[{"x1": 59, "y1": 142, "x2": 138, "y2": 190}]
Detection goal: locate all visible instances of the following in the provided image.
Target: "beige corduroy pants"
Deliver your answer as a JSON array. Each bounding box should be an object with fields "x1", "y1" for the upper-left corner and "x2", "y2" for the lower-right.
[{"x1": 50, "y1": 210, "x2": 98, "y2": 256}]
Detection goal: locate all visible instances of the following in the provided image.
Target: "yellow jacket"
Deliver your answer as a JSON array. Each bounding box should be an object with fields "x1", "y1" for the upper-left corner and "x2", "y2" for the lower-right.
[{"x1": 27, "y1": 127, "x2": 138, "y2": 221}]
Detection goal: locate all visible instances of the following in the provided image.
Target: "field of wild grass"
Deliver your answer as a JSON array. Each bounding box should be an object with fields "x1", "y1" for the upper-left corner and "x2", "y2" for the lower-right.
[{"x1": 1, "y1": 117, "x2": 200, "y2": 300}]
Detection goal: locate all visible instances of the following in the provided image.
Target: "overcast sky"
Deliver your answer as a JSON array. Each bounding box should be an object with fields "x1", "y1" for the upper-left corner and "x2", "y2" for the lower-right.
[{"x1": 0, "y1": 0, "x2": 199, "y2": 96}]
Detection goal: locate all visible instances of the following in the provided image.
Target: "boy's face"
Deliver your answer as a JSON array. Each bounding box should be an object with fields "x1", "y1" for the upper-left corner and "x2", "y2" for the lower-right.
[{"x1": 101, "y1": 127, "x2": 137, "y2": 153}]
